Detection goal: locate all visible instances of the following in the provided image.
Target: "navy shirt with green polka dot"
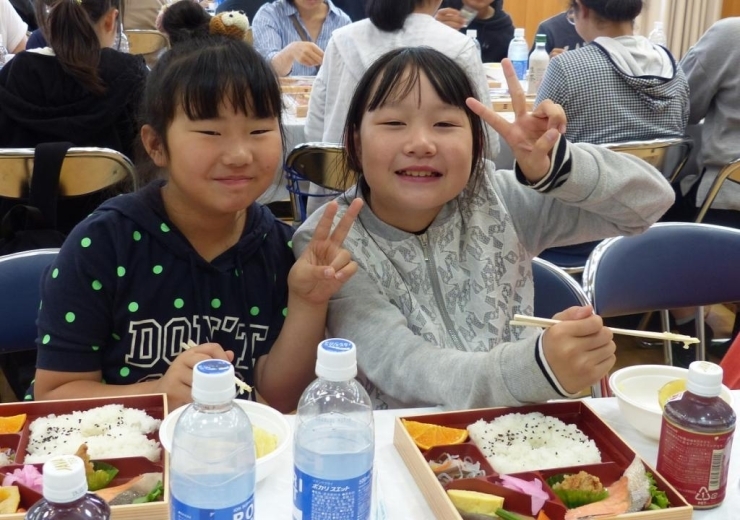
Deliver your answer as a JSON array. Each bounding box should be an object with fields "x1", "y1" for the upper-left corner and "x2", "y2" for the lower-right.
[{"x1": 33, "y1": 181, "x2": 294, "y2": 398}]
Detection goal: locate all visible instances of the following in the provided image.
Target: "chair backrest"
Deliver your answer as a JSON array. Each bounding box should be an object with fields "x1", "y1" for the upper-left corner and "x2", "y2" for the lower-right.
[
  {"x1": 0, "y1": 249, "x2": 58, "y2": 353},
  {"x1": 695, "y1": 158, "x2": 740, "y2": 223},
  {"x1": 532, "y1": 257, "x2": 589, "y2": 318},
  {"x1": 531, "y1": 257, "x2": 607, "y2": 397},
  {"x1": 124, "y1": 29, "x2": 169, "y2": 63},
  {"x1": 583, "y1": 222, "x2": 740, "y2": 316},
  {"x1": 0, "y1": 147, "x2": 135, "y2": 199},
  {"x1": 602, "y1": 136, "x2": 693, "y2": 183},
  {"x1": 284, "y1": 143, "x2": 351, "y2": 224}
]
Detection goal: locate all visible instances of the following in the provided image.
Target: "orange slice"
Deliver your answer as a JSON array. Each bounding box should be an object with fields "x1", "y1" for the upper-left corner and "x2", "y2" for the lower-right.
[
  {"x1": 402, "y1": 419, "x2": 468, "y2": 450},
  {"x1": 0, "y1": 414, "x2": 26, "y2": 434}
]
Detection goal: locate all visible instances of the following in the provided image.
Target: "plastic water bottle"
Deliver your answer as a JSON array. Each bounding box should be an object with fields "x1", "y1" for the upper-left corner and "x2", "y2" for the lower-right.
[
  {"x1": 466, "y1": 29, "x2": 481, "y2": 57},
  {"x1": 25, "y1": 455, "x2": 110, "y2": 520},
  {"x1": 170, "y1": 359, "x2": 256, "y2": 520},
  {"x1": 507, "y1": 28, "x2": 529, "y2": 80},
  {"x1": 0, "y1": 34, "x2": 8, "y2": 68},
  {"x1": 459, "y1": 5, "x2": 478, "y2": 28},
  {"x1": 649, "y1": 21, "x2": 667, "y2": 46},
  {"x1": 293, "y1": 339, "x2": 374, "y2": 520},
  {"x1": 527, "y1": 34, "x2": 550, "y2": 95}
]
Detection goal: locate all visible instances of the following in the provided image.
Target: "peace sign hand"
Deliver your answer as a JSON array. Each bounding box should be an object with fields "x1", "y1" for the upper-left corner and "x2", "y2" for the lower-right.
[
  {"x1": 466, "y1": 58, "x2": 567, "y2": 183},
  {"x1": 288, "y1": 199, "x2": 363, "y2": 305}
]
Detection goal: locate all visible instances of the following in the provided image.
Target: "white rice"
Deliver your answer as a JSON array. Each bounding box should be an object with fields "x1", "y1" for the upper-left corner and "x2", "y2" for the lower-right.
[
  {"x1": 467, "y1": 412, "x2": 601, "y2": 474},
  {"x1": 25, "y1": 404, "x2": 161, "y2": 463}
]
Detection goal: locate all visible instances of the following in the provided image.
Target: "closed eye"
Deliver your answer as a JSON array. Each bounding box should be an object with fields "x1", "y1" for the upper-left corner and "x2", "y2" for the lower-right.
[
  {"x1": 250, "y1": 128, "x2": 274, "y2": 135},
  {"x1": 380, "y1": 121, "x2": 405, "y2": 126},
  {"x1": 435, "y1": 121, "x2": 461, "y2": 128},
  {"x1": 195, "y1": 130, "x2": 220, "y2": 136}
]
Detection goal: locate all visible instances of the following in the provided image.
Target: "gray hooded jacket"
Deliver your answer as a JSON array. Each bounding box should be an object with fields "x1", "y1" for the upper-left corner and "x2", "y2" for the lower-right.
[
  {"x1": 535, "y1": 35, "x2": 689, "y2": 144},
  {"x1": 294, "y1": 140, "x2": 674, "y2": 410}
]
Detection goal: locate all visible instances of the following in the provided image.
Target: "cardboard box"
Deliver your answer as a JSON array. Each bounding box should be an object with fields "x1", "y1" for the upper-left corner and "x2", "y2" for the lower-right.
[
  {"x1": 394, "y1": 400, "x2": 692, "y2": 520},
  {"x1": 0, "y1": 394, "x2": 168, "y2": 519}
]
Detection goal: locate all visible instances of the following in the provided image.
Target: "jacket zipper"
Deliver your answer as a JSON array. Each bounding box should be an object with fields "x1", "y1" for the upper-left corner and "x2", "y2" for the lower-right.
[{"x1": 418, "y1": 234, "x2": 466, "y2": 351}]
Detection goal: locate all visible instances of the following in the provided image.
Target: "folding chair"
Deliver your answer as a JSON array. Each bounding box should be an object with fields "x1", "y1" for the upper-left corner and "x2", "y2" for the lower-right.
[
  {"x1": 284, "y1": 143, "x2": 351, "y2": 225},
  {"x1": 0, "y1": 249, "x2": 59, "y2": 399},
  {"x1": 124, "y1": 29, "x2": 169, "y2": 65},
  {"x1": 582, "y1": 222, "x2": 740, "y2": 365},
  {"x1": 0, "y1": 146, "x2": 136, "y2": 234},
  {"x1": 532, "y1": 257, "x2": 608, "y2": 398},
  {"x1": 538, "y1": 136, "x2": 694, "y2": 275},
  {"x1": 695, "y1": 158, "x2": 740, "y2": 223}
]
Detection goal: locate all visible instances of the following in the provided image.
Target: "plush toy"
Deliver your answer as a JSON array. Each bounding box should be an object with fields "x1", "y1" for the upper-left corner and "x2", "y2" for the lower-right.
[{"x1": 209, "y1": 11, "x2": 251, "y2": 43}]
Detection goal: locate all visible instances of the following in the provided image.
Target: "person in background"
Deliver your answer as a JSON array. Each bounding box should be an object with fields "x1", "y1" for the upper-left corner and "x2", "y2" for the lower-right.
[
  {"x1": 0, "y1": 0, "x2": 146, "y2": 160},
  {"x1": 124, "y1": 0, "x2": 166, "y2": 30},
  {"x1": 679, "y1": 18, "x2": 740, "y2": 228},
  {"x1": 0, "y1": 0, "x2": 28, "y2": 54},
  {"x1": 294, "y1": 47, "x2": 674, "y2": 410},
  {"x1": 536, "y1": 0, "x2": 688, "y2": 145},
  {"x1": 31, "y1": 32, "x2": 363, "y2": 412},
  {"x1": 530, "y1": 8, "x2": 585, "y2": 58},
  {"x1": 304, "y1": 0, "x2": 498, "y2": 216},
  {"x1": 252, "y1": 0, "x2": 351, "y2": 76},
  {"x1": 216, "y1": 0, "x2": 267, "y2": 22},
  {"x1": 332, "y1": 0, "x2": 366, "y2": 21},
  {"x1": 436, "y1": 0, "x2": 513, "y2": 63}
]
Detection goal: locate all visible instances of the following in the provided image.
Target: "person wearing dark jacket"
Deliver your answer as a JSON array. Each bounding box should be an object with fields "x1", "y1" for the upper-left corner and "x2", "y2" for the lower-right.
[
  {"x1": 0, "y1": 0, "x2": 147, "y2": 160},
  {"x1": 436, "y1": 0, "x2": 514, "y2": 62}
]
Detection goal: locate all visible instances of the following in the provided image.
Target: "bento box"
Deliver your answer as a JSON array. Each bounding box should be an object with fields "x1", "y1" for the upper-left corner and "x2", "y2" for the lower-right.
[
  {"x1": 394, "y1": 400, "x2": 692, "y2": 520},
  {"x1": 0, "y1": 394, "x2": 168, "y2": 520}
]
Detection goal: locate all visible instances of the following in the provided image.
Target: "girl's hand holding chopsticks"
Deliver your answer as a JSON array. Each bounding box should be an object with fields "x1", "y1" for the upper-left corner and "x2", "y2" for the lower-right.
[
  {"x1": 528, "y1": 306, "x2": 616, "y2": 396},
  {"x1": 153, "y1": 341, "x2": 235, "y2": 411}
]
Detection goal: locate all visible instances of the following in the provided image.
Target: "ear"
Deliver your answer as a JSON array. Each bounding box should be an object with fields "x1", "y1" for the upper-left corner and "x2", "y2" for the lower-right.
[
  {"x1": 141, "y1": 124, "x2": 168, "y2": 167},
  {"x1": 104, "y1": 8, "x2": 119, "y2": 33}
]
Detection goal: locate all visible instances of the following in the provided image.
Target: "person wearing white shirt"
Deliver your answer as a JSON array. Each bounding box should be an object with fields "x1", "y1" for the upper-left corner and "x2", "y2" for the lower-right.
[
  {"x1": 1, "y1": 0, "x2": 28, "y2": 54},
  {"x1": 304, "y1": 0, "x2": 498, "y2": 216}
]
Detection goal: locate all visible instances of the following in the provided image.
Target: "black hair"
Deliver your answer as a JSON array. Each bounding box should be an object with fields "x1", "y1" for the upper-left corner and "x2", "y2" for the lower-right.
[
  {"x1": 161, "y1": 0, "x2": 211, "y2": 45},
  {"x1": 36, "y1": 0, "x2": 122, "y2": 95},
  {"x1": 136, "y1": 35, "x2": 285, "y2": 184},
  {"x1": 571, "y1": 0, "x2": 643, "y2": 22},
  {"x1": 367, "y1": 0, "x2": 429, "y2": 32},
  {"x1": 341, "y1": 46, "x2": 487, "y2": 199}
]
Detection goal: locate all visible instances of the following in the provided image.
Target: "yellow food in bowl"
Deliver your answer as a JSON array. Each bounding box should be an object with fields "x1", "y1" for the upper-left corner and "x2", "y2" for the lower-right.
[
  {"x1": 253, "y1": 425, "x2": 278, "y2": 458},
  {"x1": 658, "y1": 379, "x2": 687, "y2": 410}
]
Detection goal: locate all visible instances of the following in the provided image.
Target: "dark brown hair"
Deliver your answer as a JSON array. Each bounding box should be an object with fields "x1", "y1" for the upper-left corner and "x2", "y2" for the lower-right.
[
  {"x1": 36, "y1": 0, "x2": 122, "y2": 96},
  {"x1": 570, "y1": 0, "x2": 643, "y2": 22},
  {"x1": 342, "y1": 46, "x2": 488, "y2": 199}
]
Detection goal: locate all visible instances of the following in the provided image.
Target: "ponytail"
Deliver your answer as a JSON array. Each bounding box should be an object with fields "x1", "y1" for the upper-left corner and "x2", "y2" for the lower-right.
[
  {"x1": 367, "y1": 0, "x2": 417, "y2": 32},
  {"x1": 39, "y1": 0, "x2": 121, "y2": 96}
]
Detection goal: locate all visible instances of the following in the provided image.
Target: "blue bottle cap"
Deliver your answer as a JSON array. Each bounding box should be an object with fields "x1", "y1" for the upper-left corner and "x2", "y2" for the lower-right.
[
  {"x1": 316, "y1": 339, "x2": 357, "y2": 381},
  {"x1": 192, "y1": 359, "x2": 236, "y2": 404}
]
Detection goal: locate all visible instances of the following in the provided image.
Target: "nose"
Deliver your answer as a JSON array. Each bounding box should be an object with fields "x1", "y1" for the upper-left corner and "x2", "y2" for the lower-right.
[
  {"x1": 402, "y1": 126, "x2": 437, "y2": 157},
  {"x1": 223, "y1": 140, "x2": 254, "y2": 167}
]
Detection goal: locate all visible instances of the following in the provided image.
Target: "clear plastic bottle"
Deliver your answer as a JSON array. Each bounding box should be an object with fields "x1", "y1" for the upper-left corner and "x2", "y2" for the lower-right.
[
  {"x1": 0, "y1": 34, "x2": 8, "y2": 69},
  {"x1": 466, "y1": 29, "x2": 481, "y2": 57},
  {"x1": 293, "y1": 339, "x2": 374, "y2": 520},
  {"x1": 657, "y1": 361, "x2": 735, "y2": 509},
  {"x1": 25, "y1": 455, "x2": 110, "y2": 520},
  {"x1": 170, "y1": 359, "x2": 256, "y2": 520},
  {"x1": 459, "y1": 5, "x2": 478, "y2": 28},
  {"x1": 507, "y1": 28, "x2": 529, "y2": 81},
  {"x1": 527, "y1": 34, "x2": 549, "y2": 96},
  {"x1": 649, "y1": 21, "x2": 667, "y2": 46}
]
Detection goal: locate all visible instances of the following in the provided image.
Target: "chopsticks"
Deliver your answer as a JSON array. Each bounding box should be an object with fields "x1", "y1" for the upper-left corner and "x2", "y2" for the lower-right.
[
  {"x1": 510, "y1": 314, "x2": 700, "y2": 346},
  {"x1": 180, "y1": 340, "x2": 253, "y2": 395}
]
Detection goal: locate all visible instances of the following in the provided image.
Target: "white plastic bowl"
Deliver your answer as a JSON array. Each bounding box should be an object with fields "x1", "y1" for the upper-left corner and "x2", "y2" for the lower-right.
[
  {"x1": 609, "y1": 364, "x2": 733, "y2": 441},
  {"x1": 159, "y1": 400, "x2": 291, "y2": 482}
]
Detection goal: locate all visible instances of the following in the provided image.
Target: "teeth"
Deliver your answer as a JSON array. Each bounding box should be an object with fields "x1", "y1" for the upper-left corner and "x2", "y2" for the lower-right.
[{"x1": 397, "y1": 170, "x2": 439, "y2": 177}]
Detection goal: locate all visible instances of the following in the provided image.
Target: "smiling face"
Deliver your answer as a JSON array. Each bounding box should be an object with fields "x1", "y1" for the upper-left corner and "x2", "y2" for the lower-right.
[
  {"x1": 147, "y1": 102, "x2": 282, "y2": 220},
  {"x1": 357, "y1": 70, "x2": 474, "y2": 232}
]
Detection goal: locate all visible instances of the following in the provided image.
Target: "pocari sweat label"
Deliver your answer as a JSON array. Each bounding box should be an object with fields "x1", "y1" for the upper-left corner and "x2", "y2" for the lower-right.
[
  {"x1": 293, "y1": 467, "x2": 372, "y2": 520},
  {"x1": 172, "y1": 494, "x2": 254, "y2": 520}
]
